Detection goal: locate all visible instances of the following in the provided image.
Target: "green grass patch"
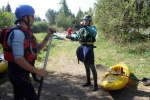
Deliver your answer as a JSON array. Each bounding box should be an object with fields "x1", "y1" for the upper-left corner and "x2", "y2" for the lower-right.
[
  {"x1": 0, "y1": 33, "x2": 149, "y2": 84},
  {"x1": 35, "y1": 33, "x2": 150, "y2": 80}
]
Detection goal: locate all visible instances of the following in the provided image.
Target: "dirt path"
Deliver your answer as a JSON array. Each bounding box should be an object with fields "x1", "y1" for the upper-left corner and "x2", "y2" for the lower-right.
[
  {"x1": 0, "y1": 34, "x2": 149, "y2": 100},
  {"x1": 0, "y1": 47, "x2": 113, "y2": 100},
  {"x1": 37, "y1": 34, "x2": 150, "y2": 100},
  {"x1": 35, "y1": 37, "x2": 114, "y2": 100}
]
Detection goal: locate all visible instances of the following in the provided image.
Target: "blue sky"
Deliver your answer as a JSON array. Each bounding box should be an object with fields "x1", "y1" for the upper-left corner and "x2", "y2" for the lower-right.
[{"x1": 0, "y1": 0, "x2": 96, "y2": 19}]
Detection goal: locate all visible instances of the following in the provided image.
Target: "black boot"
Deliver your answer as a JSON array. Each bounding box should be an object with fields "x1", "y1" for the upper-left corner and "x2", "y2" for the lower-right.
[
  {"x1": 92, "y1": 74, "x2": 98, "y2": 91},
  {"x1": 32, "y1": 73, "x2": 41, "y2": 82},
  {"x1": 83, "y1": 63, "x2": 91, "y2": 87},
  {"x1": 82, "y1": 82, "x2": 91, "y2": 87},
  {"x1": 92, "y1": 84, "x2": 98, "y2": 91},
  {"x1": 89, "y1": 64, "x2": 98, "y2": 91}
]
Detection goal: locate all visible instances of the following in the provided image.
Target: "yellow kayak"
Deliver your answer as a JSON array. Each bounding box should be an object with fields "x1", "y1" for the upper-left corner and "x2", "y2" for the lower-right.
[
  {"x1": 0, "y1": 60, "x2": 8, "y2": 74},
  {"x1": 102, "y1": 63, "x2": 130, "y2": 90}
]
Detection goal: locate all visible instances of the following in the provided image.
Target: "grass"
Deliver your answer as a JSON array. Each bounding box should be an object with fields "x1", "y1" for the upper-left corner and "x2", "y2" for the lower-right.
[
  {"x1": 35, "y1": 33, "x2": 150, "y2": 81},
  {"x1": 0, "y1": 33, "x2": 149, "y2": 84}
]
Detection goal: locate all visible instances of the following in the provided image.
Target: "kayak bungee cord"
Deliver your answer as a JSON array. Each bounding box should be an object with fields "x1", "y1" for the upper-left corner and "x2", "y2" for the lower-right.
[{"x1": 107, "y1": 69, "x2": 150, "y2": 85}]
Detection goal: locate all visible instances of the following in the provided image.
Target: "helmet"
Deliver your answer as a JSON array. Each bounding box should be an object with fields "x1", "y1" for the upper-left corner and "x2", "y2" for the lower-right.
[
  {"x1": 15, "y1": 5, "x2": 35, "y2": 20},
  {"x1": 83, "y1": 15, "x2": 92, "y2": 21}
]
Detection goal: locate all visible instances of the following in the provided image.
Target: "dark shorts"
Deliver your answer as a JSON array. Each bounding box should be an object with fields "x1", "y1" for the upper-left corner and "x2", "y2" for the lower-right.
[
  {"x1": 8, "y1": 62, "x2": 38, "y2": 100},
  {"x1": 76, "y1": 44, "x2": 95, "y2": 64}
]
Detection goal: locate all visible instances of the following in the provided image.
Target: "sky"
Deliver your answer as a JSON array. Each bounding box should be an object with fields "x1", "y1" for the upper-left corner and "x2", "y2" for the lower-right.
[{"x1": 0, "y1": 0, "x2": 97, "y2": 19}]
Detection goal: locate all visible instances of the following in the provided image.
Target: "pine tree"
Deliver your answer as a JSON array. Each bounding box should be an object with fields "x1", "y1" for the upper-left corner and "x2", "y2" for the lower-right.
[
  {"x1": 45, "y1": 9, "x2": 57, "y2": 25},
  {"x1": 59, "y1": 0, "x2": 71, "y2": 16},
  {"x1": 2, "y1": 6, "x2": 5, "y2": 12},
  {"x1": 5, "y1": 2, "x2": 12, "y2": 12},
  {"x1": 76, "y1": 7, "x2": 83, "y2": 19}
]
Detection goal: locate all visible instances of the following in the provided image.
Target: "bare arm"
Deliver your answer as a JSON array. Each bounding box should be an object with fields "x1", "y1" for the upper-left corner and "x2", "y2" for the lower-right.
[
  {"x1": 37, "y1": 27, "x2": 56, "y2": 52},
  {"x1": 37, "y1": 35, "x2": 50, "y2": 52}
]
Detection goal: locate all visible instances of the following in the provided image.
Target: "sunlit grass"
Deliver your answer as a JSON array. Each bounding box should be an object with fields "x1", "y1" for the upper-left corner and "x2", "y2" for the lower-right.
[
  {"x1": 94, "y1": 36, "x2": 150, "y2": 79},
  {"x1": 35, "y1": 33, "x2": 150, "y2": 80},
  {"x1": 0, "y1": 33, "x2": 149, "y2": 85}
]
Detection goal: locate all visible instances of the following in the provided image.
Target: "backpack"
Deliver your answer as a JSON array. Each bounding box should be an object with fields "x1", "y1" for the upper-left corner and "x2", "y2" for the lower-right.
[
  {"x1": 0, "y1": 26, "x2": 22, "y2": 45},
  {"x1": 78, "y1": 27, "x2": 96, "y2": 43}
]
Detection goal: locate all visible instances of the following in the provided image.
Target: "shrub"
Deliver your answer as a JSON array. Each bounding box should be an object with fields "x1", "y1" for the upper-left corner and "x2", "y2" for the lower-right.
[{"x1": 31, "y1": 21, "x2": 49, "y2": 33}]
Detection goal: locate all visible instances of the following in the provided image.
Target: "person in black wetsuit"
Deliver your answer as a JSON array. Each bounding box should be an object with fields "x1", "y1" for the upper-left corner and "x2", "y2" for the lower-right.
[{"x1": 76, "y1": 15, "x2": 98, "y2": 91}]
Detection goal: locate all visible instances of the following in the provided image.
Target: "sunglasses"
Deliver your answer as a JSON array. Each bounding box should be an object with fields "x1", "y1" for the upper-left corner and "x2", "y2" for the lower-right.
[{"x1": 30, "y1": 15, "x2": 34, "y2": 19}]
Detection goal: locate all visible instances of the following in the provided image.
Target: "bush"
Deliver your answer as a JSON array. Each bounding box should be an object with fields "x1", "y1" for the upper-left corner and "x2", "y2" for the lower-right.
[
  {"x1": 0, "y1": 44, "x2": 3, "y2": 53},
  {"x1": 0, "y1": 11, "x2": 15, "y2": 30},
  {"x1": 31, "y1": 21, "x2": 49, "y2": 33}
]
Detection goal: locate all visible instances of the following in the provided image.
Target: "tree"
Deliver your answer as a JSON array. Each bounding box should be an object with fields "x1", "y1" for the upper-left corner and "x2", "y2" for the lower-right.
[
  {"x1": 55, "y1": 13, "x2": 66, "y2": 28},
  {"x1": 45, "y1": 9, "x2": 57, "y2": 25},
  {"x1": 59, "y1": 0, "x2": 72, "y2": 16},
  {"x1": 5, "y1": 2, "x2": 12, "y2": 12},
  {"x1": 2, "y1": 6, "x2": 5, "y2": 12},
  {"x1": 0, "y1": 10, "x2": 15, "y2": 29},
  {"x1": 34, "y1": 15, "x2": 42, "y2": 22},
  {"x1": 87, "y1": 7, "x2": 94, "y2": 16},
  {"x1": 94, "y1": 0, "x2": 150, "y2": 42},
  {"x1": 76, "y1": 7, "x2": 83, "y2": 19}
]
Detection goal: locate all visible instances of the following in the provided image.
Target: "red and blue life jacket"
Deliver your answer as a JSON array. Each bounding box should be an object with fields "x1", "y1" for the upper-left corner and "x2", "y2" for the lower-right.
[{"x1": 0, "y1": 25, "x2": 37, "y2": 62}]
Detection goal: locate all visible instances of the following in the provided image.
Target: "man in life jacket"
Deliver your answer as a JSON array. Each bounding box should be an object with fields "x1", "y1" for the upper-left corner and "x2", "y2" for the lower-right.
[
  {"x1": 3, "y1": 5, "x2": 56, "y2": 100},
  {"x1": 76, "y1": 15, "x2": 98, "y2": 91}
]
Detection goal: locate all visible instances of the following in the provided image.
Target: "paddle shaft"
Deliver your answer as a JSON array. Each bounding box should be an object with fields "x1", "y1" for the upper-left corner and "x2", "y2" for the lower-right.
[{"x1": 38, "y1": 36, "x2": 53, "y2": 99}]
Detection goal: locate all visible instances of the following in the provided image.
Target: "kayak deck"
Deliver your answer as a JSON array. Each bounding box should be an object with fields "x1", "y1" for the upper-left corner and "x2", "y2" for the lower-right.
[{"x1": 102, "y1": 63, "x2": 130, "y2": 90}]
